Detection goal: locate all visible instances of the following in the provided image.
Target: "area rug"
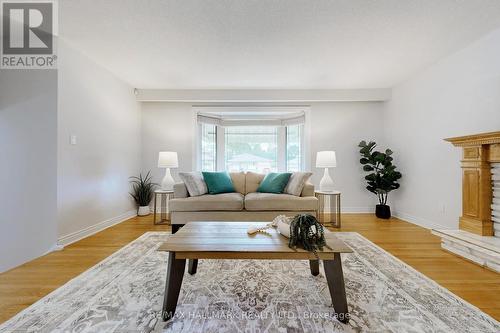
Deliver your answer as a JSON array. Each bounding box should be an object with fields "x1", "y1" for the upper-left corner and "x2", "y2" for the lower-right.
[{"x1": 0, "y1": 232, "x2": 498, "y2": 333}]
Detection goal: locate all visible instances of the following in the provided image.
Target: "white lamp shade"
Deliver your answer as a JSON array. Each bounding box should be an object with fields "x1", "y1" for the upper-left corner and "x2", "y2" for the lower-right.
[
  {"x1": 158, "y1": 152, "x2": 178, "y2": 168},
  {"x1": 316, "y1": 151, "x2": 337, "y2": 168}
]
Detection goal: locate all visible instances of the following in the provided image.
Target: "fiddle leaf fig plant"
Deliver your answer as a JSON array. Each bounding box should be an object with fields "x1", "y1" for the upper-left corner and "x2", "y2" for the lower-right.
[{"x1": 358, "y1": 141, "x2": 402, "y2": 205}]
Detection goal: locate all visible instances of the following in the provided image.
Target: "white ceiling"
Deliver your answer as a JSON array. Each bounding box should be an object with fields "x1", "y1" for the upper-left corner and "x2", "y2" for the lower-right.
[{"x1": 60, "y1": 0, "x2": 500, "y2": 89}]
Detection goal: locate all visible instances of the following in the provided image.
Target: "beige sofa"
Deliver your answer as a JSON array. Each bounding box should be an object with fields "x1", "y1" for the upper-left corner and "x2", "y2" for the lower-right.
[{"x1": 170, "y1": 172, "x2": 318, "y2": 226}]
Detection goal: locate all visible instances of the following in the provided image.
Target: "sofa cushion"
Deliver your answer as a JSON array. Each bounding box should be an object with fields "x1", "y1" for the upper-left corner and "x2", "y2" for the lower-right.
[
  {"x1": 202, "y1": 171, "x2": 236, "y2": 194},
  {"x1": 285, "y1": 172, "x2": 313, "y2": 196},
  {"x1": 178, "y1": 172, "x2": 208, "y2": 197},
  {"x1": 257, "y1": 172, "x2": 292, "y2": 194},
  {"x1": 244, "y1": 192, "x2": 318, "y2": 211},
  {"x1": 173, "y1": 182, "x2": 189, "y2": 198},
  {"x1": 170, "y1": 193, "x2": 244, "y2": 211},
  {"x1": 245, "y1": 172, "x2": 265, "y2": 194},
  {"x1": 230, "y1": 172, "x2": 246, "y2": 194},
  {"x1": 301, "y1": 182, "x2": 315, "y2": 197}
]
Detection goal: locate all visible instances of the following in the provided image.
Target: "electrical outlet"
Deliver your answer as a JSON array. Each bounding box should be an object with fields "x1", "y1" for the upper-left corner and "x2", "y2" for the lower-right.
[{"x1": 70, "y1": 135, "x2": 77, "y2": 145}]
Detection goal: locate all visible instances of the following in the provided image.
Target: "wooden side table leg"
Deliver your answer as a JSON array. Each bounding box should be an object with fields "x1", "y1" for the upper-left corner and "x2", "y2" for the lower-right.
[
  {"x1": 161, "y1": 193, "x2": 167, "y2": 222},
  {"x1": 162, "y1": 252, "x2": 186, "y2": 321},
  {"x1": 337, "y1": 194, "x2": 341, "y2": 228},
  {"x1": 330, "y1": 194, "x2": 336, "y2": 227},
  {"x1": 323, "y1": 253, "x2": 349, "y2": 324},
  {"x1": 317, "y1": 194, "x2": 321, "y2": 223},
  {"x1": 166, "y1": 193, "x2": 172, "y2": 223},
  {"x1": 316, "y1": 193, "x2": 324, "y2": 224},
  {"x1": 153, "y1": 193, "x2": 158, "y2": 225},
  {"x1": 309, "y1": 260, "x2": 320, "y2": 276}
]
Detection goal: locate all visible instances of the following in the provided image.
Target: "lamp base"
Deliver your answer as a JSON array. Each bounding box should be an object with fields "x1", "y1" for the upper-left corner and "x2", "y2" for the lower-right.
[
  {"x1": 319, "y1": 168, "x2": 335, "y2": 192},
  {"x1": 161, "y1": 168, "x2": 175, "y2": 191}
]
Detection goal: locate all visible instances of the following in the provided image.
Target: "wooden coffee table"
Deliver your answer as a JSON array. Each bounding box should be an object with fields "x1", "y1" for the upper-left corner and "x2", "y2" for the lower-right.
[{"x1": 158, "y1": 221, "x2": 353, "y2": 323}]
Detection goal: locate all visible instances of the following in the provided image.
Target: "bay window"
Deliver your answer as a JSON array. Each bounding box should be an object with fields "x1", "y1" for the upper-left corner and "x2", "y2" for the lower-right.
[
  {"x1": 225, "y1": 126, "x2": 278, "y2": 173},
  {"x1": 197, "y1": 110, "x2": 306, "y2": 173}
]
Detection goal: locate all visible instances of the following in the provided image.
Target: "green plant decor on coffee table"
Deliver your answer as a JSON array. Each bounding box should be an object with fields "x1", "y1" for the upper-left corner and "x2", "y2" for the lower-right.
[
  {"x1": 288, "y1": 214, "x2": 327, "y2": 258},
  {"x1": 129, "y1": 171, "x2": 157, "y2": 207}
]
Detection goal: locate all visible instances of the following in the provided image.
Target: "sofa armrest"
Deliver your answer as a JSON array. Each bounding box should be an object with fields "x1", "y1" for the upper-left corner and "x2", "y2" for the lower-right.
[
  {"x1": 301, "y1": 182, "x2": 314, "y2": 197},
  {"x1": 173, "y1": 182, "x2": 189, "y2": 198}
]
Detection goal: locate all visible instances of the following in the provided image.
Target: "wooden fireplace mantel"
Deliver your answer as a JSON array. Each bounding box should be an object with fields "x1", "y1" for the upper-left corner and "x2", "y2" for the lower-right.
[{"x1": 445, "y1": 131, "x2": 500, "y2": 236}]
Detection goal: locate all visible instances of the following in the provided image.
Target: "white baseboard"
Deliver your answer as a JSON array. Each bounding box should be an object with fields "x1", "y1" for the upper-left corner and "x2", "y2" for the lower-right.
[
  {"x1": 332, "y1": 206, "x2": 449, "y2": 230},
  {"x1": 393, "y1": 210, "x2": 448, "y2": 230},
  {"x1": 322, "y1": 206, "x2": 374, "y2": 213},
  {"x1": 49, "y1": 243, "x2": 64, "y2": 252},
  {"x1": 57, "y1": 210, "x2": 137, "y2": 248},
  {"x1": 341, "y1": 206, "x2": 374, "y2": 214}
]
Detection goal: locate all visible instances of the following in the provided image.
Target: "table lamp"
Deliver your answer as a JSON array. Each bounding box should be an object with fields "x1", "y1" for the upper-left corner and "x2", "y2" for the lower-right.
[
  {"x1": 158, "y1": 152, "x2": 178, "y2": 191},
  {"x1": 316, "y1": 151, "x2": 336, "y2": 192}
]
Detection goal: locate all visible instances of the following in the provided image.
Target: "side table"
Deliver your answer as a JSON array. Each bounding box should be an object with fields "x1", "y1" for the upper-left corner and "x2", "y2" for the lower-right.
[
  {"x1": 153, "y1": 190, "x2": 174, "y2": 225},
  {"x1": 315, "y1": 190, "x2": 341, "y2": 228}
]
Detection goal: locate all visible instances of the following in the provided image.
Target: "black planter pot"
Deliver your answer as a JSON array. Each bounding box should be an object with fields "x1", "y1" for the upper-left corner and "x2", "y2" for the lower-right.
[{"x1": 375, "y1": 204, "x2": 391, "y2": 219}]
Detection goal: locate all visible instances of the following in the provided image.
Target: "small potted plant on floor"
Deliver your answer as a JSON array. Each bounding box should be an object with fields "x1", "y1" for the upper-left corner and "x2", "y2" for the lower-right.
[
  {"x1": 358, "y1": 141, "x2": 402, "y2": 219},
  {"x1": 129, "y1": 171, "x2": 157, "y2": 216}
]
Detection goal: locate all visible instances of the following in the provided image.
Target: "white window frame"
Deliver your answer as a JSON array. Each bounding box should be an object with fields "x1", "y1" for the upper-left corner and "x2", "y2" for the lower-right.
[
  {"x1": 193, "y1": 106, "x2": 311, "y2": 172},
  {"x1": 277, "y1": 126, "x2": 286, "y2": 172},
  {"x1": 216, "y1": 125, "x2": 224, "y2": 171},
  {"x1": 285, "y1": 124, "x2": 305, "y2": 172}
]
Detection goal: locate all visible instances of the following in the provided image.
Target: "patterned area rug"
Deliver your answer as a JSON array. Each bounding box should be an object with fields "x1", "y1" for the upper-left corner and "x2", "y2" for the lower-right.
[{"x1": 1, "y1": 232, "x2": 498, "y2": 333}]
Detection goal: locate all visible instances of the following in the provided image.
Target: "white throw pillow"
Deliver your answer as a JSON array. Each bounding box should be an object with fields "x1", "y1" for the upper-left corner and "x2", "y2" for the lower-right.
[
  {"x1": 284, "y1": 172, "x2": 313, "y2": 196},
  {"x1": 179, "y1": 172, "x2": 208, "y2": 197}
]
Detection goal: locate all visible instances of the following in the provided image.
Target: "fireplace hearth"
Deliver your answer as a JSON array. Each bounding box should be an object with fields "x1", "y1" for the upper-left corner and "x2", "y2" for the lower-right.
[{"x1": 432, "y1": 131, "x2": 500, "y2": 272}]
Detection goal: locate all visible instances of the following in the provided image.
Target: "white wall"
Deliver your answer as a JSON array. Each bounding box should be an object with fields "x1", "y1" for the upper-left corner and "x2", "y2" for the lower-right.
[
  {"x1": 141, "y1": 103, "x2": 194, "y2": 186},
  {"x1": 384, "y1": 28, "x2": 500, "y2": 230},
  {"x1": 0, "y1": 70, "x2": 58, "y2": 272},
  {"x1": 57, "y1": 41, "x2": 141, "y2": 241},
  {"x1": 309, "y1": 102, "x2": 385, "y2": 212},
  {"x1": 141, "y1": 102, "x2": 385, "y2": 212}
]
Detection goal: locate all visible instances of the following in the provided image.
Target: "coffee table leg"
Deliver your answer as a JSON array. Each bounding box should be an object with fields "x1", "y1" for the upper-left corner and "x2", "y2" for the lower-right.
[
  {"x1": 188, "y1": 259, "x2": 198, "y2": 275},
  {"x1": 162, "y1": 251, "x2": 186, "y2": 321},
  {"x1": 323, "y1": 253, "x2": 349, "y2": 324},
  {"x1": 309, "y1": 260, "x2": 320, "y2": 276}
]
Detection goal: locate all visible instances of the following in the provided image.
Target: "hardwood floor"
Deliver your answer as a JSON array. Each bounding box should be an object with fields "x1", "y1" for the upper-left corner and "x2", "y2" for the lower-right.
[{"x1": 0, "y1": 214, "x2": 499, "y2": 324}]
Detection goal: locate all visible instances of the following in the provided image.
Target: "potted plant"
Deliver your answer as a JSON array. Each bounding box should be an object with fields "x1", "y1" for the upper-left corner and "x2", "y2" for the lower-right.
[
  {"x1": 129, "y1": 171, "x2": 157, "y2": 216},
  {"x1": 288, "y1": 214, "x2": 327, "y2": 257},
  {"x1": 251, "y1": 214, "x2": 328, "y2": 258},
  {"x1": 358, "y1": 141, "x2": 402, "y2": 219}
]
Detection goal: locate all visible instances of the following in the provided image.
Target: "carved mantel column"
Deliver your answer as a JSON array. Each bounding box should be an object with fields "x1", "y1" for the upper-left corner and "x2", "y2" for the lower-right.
[{"x1": 445, "y1": 131, "x2": 500, "y2": 236}]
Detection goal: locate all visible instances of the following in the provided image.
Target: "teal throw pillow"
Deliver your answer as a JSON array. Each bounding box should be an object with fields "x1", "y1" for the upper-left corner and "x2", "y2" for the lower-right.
[
  {"x1": 257, "y1": 172, "x2": 292, "y2": 194},
  {"x1": 202, "y1": 171, "x2": 236, "y2": 194}
]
